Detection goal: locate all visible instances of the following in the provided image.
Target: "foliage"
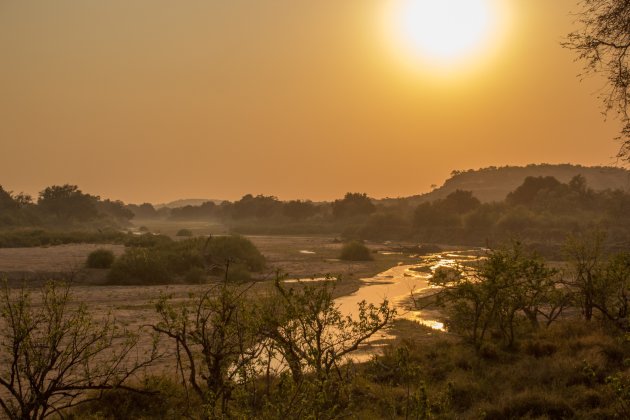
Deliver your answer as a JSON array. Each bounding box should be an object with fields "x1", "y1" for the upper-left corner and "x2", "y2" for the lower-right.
[
  {"x1": 413, "y1": 201, "x2": 461, "y2": 229},
  {"x1": 282, "y1": 200, "x2": 318, "y2": 221},
  {"x1": 107, "y1": 235, "x2": 264, "y2": 285},
  {"x1": 0, "y1": 229, "x2": 129, "y2": 248},
  {"x1": 150, "y1": 271, "x2": 394, "y2": 418},
  {"x1": 86, "y1": 248, "x2": 116, "y2": 269},
  {"x1": 169, "y1": 201, "x2": 216, "y2": 220},
  {"x1": 37, "y1": 184, "x2": 100, "y2": 223},
  {"x1": 123, "y1": 233, "x2": 173, "y2": 248},
  {"x1": 175, "y1": 228, "x2": 193, "y2": 237},
  {"x1": 153, "y1": 276, "x2": 262, "y2": 417},
  {"x1": 339, "y1": 241, "x2": 373, "y2": 261},
  {"x1": 108, "y1": 247, "x2": 172, "y2": 284},
  {"x1": 68, "y1": 376, "x2": 191, "y2": 420},
  {"x1": 231, "y1": 194, "x2": 283, "y2": 220},
  {"x1": 203, "y1": 235, "x2": 265, "y2": 272},
  {"x1": 439, "y1": 189, "x2": 481, "y2": 214},
  {"x1": 506, "y1": 176, "x2": 565, "y2": 206},
  {"x1": 356, "y1": 212, "x2": 411, "y2": 241},
  {"x1": 565, "y1": 231, "x2": 630, "y2": 330},
  {"x1": 565, "y1": 0, "x2": 630, "y2": 159},
  {"x1": 126, "y1": 203, "x2": 160, "y2": 219},
  {"x1": 421, "y1": 242, "x2": 564, "y2": 348},
  {"x1": 331, "y1": 192, "x2": 376, "y2": 219},
  {"x1": 0, "y1": 281, "x2": 157, "y2": 419},
  {"x1": 260, "y1": 277, "x2": 394, "y2": 384}
]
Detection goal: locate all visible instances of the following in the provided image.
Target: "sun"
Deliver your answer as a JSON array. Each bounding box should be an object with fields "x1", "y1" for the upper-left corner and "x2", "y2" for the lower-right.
[{"x1": 384, "y1": 0, "x2": 506, "y2": 73}]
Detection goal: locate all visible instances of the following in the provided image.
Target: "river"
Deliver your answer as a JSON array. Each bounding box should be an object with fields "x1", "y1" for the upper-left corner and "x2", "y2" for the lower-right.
[{"x1": 334, "y1": 249, "x2": 483, "y2": 359}]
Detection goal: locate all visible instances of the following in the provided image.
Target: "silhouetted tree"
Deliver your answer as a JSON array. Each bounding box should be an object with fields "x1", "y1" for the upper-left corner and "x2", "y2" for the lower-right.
[
  {"x1": 438, "y1": 190, "x2": 481, "y2": 214},
  {"x1": 282, "y1": 200, "x2": 318, "y2": 221},
  {"x1": 169, "y1": 201, "x2": 216, "y2": 220},
  {"x1": 506, "y1": 176, "x2": 564, "y2": 206},
  {"x1": 0, "y1": 281, "x2": 158, "y2": 419},
  {"x1": 419, "y1": 243, "x2": 563, "y2": 348},
  {"x1": 413, "y1": 202, "x2": 460, "y2": 229},
  {"x1": 331, "y1": 193, "x2": 376, "y2": 219},
  {"x1": 0, "y1": 186, "x2": 18, "y2": 211},
  {"x1": 97, "y1": 199, "x2": 134, "y2": 223},
  {"x1": 565, "y1": 0, "x2": 630, "y2": 159},
  {"x1": 37, "y1": 184, "x2": 99, "y2": 222},
  {"x1": 127, "y1": 203, "x2": 159, "y2": 219},
  {"x1": 232, "y1": 194, "x2": 282, "y2": 219}
]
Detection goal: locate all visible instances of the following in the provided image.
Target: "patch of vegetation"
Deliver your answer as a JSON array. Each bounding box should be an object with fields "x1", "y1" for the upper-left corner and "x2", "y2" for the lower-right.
[
  {"x1": 107, "y1": 247, "x2": 172, "y2": 284},
  {"x1": 106, "y1": 235, "x2": 265, "y2": 285},
  {"x1": 339, "y1": 241, "x2": 373, "y2": 261},
  {"x1": 0, "y1": 281, "x2": 157, "y2": 419},
  {"x1": 204, "y1": 235, "x2": 265, "y2": 271},
  {"x1": 0, "y1": 229, "x2": 129, "y2": 248},
  {"x1": 175, "y1": 228, "x2": 193, "y2": 237},
  {"x1": 5, "y1": 232, "x2": 630, "y2": 419},
  {"x1": 86, "y1": 248, "x2": 115, "y2": 269},
  {"x1": 123, "y1": 233, "x2": 173, "y2": 248}
]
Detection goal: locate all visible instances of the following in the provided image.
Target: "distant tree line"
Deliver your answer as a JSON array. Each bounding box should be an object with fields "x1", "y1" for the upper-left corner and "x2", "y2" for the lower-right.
[
  {"x1": 0, "y1": 184, "x2": 132, "y2": 228},
  {"x1": 126, "y1": 175, "x2": 630, "y2": 252},
  {"x1": 4, "y1": 175, "x2": 630, "y2": 254}
]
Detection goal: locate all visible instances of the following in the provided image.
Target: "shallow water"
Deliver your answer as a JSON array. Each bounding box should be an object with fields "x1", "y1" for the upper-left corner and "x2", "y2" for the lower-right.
[{"x1": 335, "y1": 250, "x2": 482, "y2": 360}]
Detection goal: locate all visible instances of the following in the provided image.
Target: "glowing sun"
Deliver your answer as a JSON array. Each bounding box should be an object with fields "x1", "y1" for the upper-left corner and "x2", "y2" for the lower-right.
[{"x1": 385, "y1": 0, "x2": 506, "y2": 73}]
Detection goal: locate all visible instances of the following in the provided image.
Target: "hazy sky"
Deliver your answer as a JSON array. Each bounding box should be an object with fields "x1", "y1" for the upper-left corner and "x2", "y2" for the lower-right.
[{"x1": 0, "y1": 0, "x2": 622, "y2": 203}]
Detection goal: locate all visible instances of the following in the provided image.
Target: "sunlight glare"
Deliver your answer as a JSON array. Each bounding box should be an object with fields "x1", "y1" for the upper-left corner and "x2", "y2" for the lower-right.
[{"x1": 385, "y1": 0, "x2": 506, "y2": 74}]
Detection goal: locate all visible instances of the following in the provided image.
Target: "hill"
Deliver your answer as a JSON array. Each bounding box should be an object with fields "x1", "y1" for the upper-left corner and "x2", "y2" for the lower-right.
[{"x1": 397, "y1": 164, "x2": 630, "y2": 204}]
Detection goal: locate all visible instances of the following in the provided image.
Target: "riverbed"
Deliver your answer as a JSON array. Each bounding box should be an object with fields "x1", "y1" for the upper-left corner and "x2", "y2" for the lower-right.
[{"x1": 334, "y1": 249, "x2": 483, "y2": 359}]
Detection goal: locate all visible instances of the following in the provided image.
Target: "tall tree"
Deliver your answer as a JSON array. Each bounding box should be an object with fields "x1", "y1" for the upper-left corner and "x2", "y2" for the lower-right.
[
  {"x1": 565, "y1": 0, "x2": 630, "y2": 160},
  {"x1": 37, "y1": 184, "x2": 99, "y2": 222}
]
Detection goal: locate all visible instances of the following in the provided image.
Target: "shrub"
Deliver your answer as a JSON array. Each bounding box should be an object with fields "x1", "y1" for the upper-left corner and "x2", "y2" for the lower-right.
[
  {"x1": 524, "y1": 340, "x2": 558, "y2": 358},
  {"x1": 0, "y1": 281, "x2": 157, "y2": 419},
  {"x1": 176, "y1": 228, "x2": 193, "y2": 237},
  {"x1": 0, "y1": 229, "x2": 128, "y2": 248},
  {"x1": 107, "y1": 248, "x2": 171, "y2": 284},
  {"x1": 225, "y1": 264, "x2": 252, "y2": 283},
  {"x1": 69, "y1": 376, "x2": 191, "y2": 419},
  {"x1": 184, "y1": 267, "x2": 207, "y2": 284},
  {"x1": 204, "y1": 235, "x2": 265, "y2": 272},
  {"x1": 124, "y1": 233, "x2": 173, "y2": 248},
  {"x1": 485, "y1": 391, "x2": 574, "y2": 419},
  {"x1": 86, "y1": 248, "x2": 115, "y2": 269},
  {"x1": 339, "y1": 241, "x2": 373, "y2": 261},
  {"x1": 106, "y1": 236, "x2": 264, "y2": 285},
  {"x1": 447, "y1": 376, "x2": 483, "y2": 411}
]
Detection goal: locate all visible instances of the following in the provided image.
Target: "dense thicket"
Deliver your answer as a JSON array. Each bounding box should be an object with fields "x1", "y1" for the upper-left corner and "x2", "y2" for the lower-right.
[
  {"x1": 0, "y1": 184, "x2": 132, "y2": 229},
  {"x1": 107, "y1": 235, "x2": 265, "y2": 285}
]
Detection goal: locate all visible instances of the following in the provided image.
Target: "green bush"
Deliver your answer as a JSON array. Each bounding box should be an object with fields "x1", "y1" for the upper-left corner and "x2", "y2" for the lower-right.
[
  {"x1": 184, "y1": 267, "x2": 207, "y2": 284},
  {"x1": 204, "y1": 235, "x2": 265, "y2": 271},
  {"x1": 225, "y1": 263, "x2": 252, "y2": 283},
  {"x1": 105, "y1": 235, "x2": 264, "y2": 285},
  {"x1": 69, "y1": 376, "x2": 192, "y2": 420},
  {"x1": 176, "y1": 228, "x2": 193, "y2": 237},
  {"x1": 123, "y1": 233, "x2": 173, "y2": 248},
  {"x1": 86, "y1": 248, "x2": 115, "y2": 269},
  {"x1": 339, "y1": 241, "x2": 373, "y2": 261},
  {"x1": 107, "y1": 248, "x2": 171, "y2": 284},
  {"x1": 0, "y1": 229, "x2": 128, "y2": 248}
]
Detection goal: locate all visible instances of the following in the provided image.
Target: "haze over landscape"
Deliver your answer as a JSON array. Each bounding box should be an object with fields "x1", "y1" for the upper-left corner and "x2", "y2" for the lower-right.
[
  {"x1": 6, "y1": 1, "x2": 630, "y2": 419},
  {"x1": 0, "y1": 0, "x2": 622, "y2": 203}
]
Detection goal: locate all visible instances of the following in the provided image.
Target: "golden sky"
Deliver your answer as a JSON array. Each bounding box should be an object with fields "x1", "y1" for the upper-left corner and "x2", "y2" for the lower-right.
[{"x1": 0, "y1": 0, "x2": 622, "y2": 203}]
